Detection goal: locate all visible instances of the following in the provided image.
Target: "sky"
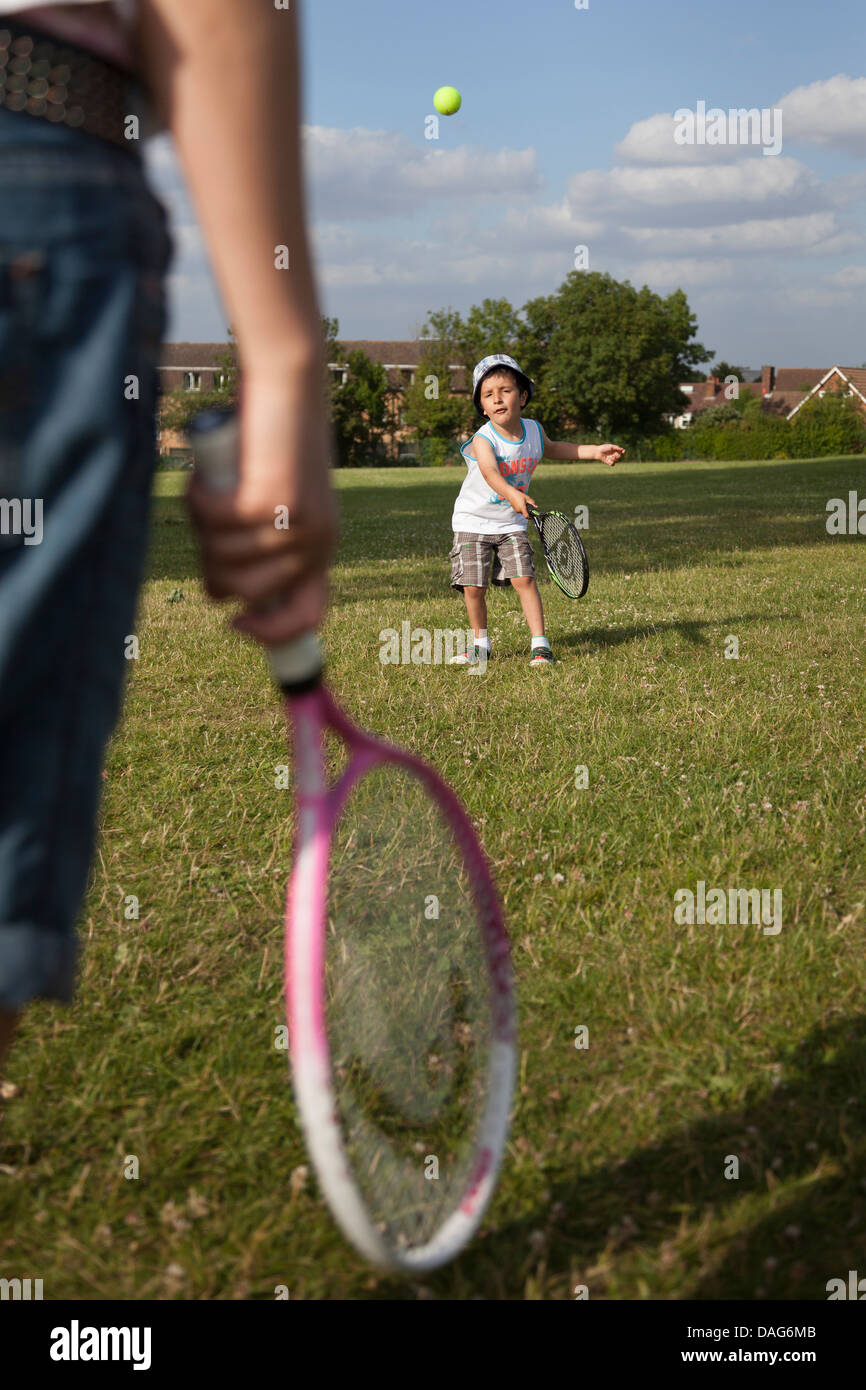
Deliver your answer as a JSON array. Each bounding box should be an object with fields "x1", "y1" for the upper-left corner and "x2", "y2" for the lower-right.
[{"x1": 146, "y1": 0, "x2": 866, "y2": 370}]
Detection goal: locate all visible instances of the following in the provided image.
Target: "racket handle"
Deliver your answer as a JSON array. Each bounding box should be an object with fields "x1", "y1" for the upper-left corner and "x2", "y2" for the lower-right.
[{"x1": 187, "y1": 408, "x2": 323, "y2": 691}]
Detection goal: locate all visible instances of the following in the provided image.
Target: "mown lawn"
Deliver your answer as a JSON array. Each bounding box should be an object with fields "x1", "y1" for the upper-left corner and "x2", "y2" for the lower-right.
[{"x1": 2, "y1": 453, "x2": 865, "y2": 1300}]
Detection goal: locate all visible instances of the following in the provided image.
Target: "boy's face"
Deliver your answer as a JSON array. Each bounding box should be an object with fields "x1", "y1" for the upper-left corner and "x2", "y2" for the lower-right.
[{"x1": 480, "y1": 372, "x2": 528, "y2": 425}]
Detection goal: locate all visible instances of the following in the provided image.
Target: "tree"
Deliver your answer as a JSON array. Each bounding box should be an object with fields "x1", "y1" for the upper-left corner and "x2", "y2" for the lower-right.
[
  {"x1": 212, "y1": 324, "x2": 240, "y2": 398},
  {"x1": 788, "y1": 394, "x2": 866, "y2": 457},
  {"x1": 699, "y1": 403, "x2": 743, "y2": 427},
  {"x1": 330, "y1": 347, "x2": 389, "y2": 466},
  {"x1": 516, "y1": 292, "x2": 567, "y2": 438},
  {"x1": 402, "y1": 324, "x2": 475, "y2": 462},
  {"x1": 458, "y1": 297, "x2": 523, "y2": 365},
  {"x1": 420, "y1": 298, "x2": 522, "y2": 371},
  {"x1": 322, "y1": 314, "x2": 342, "y2": 414},
  {"x1": 408, "y1": 297, "x2": 556, "y2": 457},
  {"x1": 741, "y1": 392, "x2": 765, "y2": 422},
  {"x1": 712, "y1": 361, "x2": 745, "y2": 382},
  {"x1": 541, "y1": 272, "x2": 712, "y2": 437}
]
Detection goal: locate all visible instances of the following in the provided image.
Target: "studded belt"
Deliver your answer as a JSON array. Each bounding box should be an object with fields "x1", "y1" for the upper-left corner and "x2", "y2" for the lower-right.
[{"x1": 0, "y1": 16, "x2": 150, "y2": 154}]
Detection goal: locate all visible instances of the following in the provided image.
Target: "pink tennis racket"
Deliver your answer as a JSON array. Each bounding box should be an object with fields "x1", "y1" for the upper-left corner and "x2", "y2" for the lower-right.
[{"x1": 190, "y1": 409, "x2": 516, "y2": 1273}]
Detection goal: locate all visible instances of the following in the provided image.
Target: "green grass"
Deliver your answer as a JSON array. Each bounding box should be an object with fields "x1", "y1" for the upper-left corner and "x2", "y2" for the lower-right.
[{"x1": 2, "y1": 455, "x2": 865, "y2": 1301}]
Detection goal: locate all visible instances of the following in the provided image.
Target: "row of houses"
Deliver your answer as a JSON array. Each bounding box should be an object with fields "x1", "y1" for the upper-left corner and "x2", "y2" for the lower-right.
[
  {"x1": 671, "y1": 364, "x2": 866, "y2": 429},
  {"x1": 156, "y1": 342, "x2": 866, "y2": 460},
  {"x1": 156, "y1": 339, "x2": 468, "y2": 461}
]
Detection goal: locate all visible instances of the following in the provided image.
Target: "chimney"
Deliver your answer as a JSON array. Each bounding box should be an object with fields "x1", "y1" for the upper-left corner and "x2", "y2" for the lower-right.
[{"x1": 761, "y1": 364, "x2": 775, "y2": 394}]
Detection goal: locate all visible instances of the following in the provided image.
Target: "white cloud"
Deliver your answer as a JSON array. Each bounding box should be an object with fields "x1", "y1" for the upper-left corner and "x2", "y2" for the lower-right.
[
  {"x1": 565, "y1": 158, "x2": 823, "y2": 225},
  {"x1": 144, "y1": 90, "x2": 866, "y2": 363},
  {"x1": 627, "y1": 257, "x2": 736, "y2": 287},
  {"x1": 615, "y1": 112, "x2": 744, "y2": 165},
  {"x1": 827, "y1": 170, "x2": 866, "y2": 206},
  {"x1": 305, "y1": 126, "x2": 543, "y2": 219},
  {"x1": 615, "y1": 79, "x2": 866, "y2": 164},
  {"x1": 824, "y1": 264, "x2": 866, "y2": 288},
  {"x1": 778, "y1": 75, "x2": 866, "y2": 155},
  {"x1": 621, "y1": 211, "x2": 857, "y2": 256},
  {"x1": 500, "y1": 200, "x2": 605, "y2": 247}
]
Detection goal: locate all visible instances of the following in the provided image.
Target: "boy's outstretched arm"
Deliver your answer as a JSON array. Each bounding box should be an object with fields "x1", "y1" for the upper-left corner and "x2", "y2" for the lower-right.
[{"x1": 540, "y1": 425, "x2": 624, "y2": 468}]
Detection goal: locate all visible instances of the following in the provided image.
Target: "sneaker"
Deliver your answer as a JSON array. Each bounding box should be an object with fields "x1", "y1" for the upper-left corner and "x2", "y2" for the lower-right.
[
  {"x1": 448, "y1": 645, "x2": 491, "y2": 666},
  {"x1": 530, "y1": 646, "x2": 554, "y2": 666}
]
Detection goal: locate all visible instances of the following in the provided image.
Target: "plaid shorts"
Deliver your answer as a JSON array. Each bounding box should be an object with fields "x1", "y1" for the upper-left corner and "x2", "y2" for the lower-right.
[{"x1": 449, "y1": 531, "x2": 536, "y2": 590}]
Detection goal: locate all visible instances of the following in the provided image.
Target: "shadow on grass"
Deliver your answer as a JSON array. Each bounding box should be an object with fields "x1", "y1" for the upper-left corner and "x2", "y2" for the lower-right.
[
  {"x1": 558, "y1": 611, "x2": 801, "y2": 652},
  {"x1": 448, "y1": 1014, "x2": 866, "y2": 1300}
]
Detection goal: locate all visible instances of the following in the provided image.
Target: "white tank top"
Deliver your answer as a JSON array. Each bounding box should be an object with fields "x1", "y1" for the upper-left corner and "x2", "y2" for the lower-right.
[{"x1": 452, "y1": 417, "x2": 543, "y2": 535}]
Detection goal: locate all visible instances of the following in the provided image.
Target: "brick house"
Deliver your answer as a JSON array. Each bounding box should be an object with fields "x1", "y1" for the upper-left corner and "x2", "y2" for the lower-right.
[
  {"x1": 670, "y1": 375, "x2": 763, "y2": 427},
  {"x1": 156, "y1": 339, "x2": 470, "y2": 462},
  {"x1": 670, "y1": 365, "x2": 866, "y2": 428},
  {"x1": 760, "y1": 365, "x2": 827, "y2": 418},
  {"x1": 156, "y1": 342, "x2": 234, "y2": 459},
  {"x1": 785, "y1": 366, "x2": 866, "y2": 421}
]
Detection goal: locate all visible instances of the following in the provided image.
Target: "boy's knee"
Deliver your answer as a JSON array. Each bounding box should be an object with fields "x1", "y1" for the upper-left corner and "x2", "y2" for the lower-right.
[{"x1": 511, "y1": 575, "x2": 533, "y2": 589}]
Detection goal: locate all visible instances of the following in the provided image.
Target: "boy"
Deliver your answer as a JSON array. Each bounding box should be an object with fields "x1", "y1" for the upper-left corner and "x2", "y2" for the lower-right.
[{"x1": 449, "y1": 354, "x2": 623, "y2": 665}]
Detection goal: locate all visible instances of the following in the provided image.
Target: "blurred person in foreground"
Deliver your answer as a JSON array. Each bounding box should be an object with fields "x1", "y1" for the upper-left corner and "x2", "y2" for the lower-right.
[{"x1": 0, "y1": 0, "x2": 336, "y2": 1069}]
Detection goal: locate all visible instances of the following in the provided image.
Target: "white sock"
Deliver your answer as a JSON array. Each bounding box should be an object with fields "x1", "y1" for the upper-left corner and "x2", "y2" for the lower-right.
[
  {"x1": 531, "y1": 635, "x2": 550, "y2": 650},
  {"x1": 475, "y1": 630, "x2": 491, "y2": 651}
]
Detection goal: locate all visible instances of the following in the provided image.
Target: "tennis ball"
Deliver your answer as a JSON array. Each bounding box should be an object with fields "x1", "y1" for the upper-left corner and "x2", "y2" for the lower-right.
[{"x1": 433, "y1": 86, "x2": 462, "y2": 116}]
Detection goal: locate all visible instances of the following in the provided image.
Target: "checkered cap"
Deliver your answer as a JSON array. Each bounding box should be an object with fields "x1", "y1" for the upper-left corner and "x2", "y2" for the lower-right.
[{"x1": 471, "y1": 354, "x2": 534, "y2": 414}]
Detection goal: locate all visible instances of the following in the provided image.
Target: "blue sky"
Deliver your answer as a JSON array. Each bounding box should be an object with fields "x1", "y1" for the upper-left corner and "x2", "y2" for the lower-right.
[{"x1": 148, "y1": 0, "x2": 866, "y2": 368}]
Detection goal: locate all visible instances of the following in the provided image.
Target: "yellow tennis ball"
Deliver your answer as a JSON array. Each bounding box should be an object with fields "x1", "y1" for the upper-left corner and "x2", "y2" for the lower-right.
[{"x1": 434, "y1": 86, "x2": 462, "y2": 116}]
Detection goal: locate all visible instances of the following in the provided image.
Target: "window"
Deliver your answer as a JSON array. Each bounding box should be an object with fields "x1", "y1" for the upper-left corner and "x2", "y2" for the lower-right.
[
  {"x1": 215, "y1": 372, "x2": 228, "y2": 390},
  {"x1": 400, "y1": 368, "x2": 415, "y2": 387},
  {"x1": 184, "y1": 371, "x2": 201, "y2": 391}
]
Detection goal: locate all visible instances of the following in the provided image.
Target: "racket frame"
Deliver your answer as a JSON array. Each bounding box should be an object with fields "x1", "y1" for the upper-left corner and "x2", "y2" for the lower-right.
[
  {"x1": 286, "y1": 685, "x2": 517, "y2": 1272},
  {"x1": 527, "y1": 505, "x2": 590, "y2": 599},
  {"x1": 189, "y1": 405, "x2": 517, "y2": 1272}
]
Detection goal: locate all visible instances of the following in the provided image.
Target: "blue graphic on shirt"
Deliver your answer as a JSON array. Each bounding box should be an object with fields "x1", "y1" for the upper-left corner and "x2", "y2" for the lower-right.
[{"x1": 487, "y1": 479, "x2": 528, "y2": 505}]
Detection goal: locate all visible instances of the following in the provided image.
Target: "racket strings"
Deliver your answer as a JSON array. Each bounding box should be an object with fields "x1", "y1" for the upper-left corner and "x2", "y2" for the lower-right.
[
  {"x1": 538, "y1": 512, "x2": 587, "y2": 596},
  {"x1": 326, "y1": 763, "x2": 493, "y2": 1250}
]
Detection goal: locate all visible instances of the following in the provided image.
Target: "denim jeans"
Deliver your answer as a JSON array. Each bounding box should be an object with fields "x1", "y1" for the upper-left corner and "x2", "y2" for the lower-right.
[{"x1": 0, "y1": 107, "x2": 173, "y2": 1007}]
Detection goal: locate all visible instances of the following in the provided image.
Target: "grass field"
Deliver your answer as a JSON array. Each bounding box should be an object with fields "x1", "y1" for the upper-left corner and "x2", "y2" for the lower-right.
[{"x1": 2, "y1": 453, "x2": 865, "y2": 1301}]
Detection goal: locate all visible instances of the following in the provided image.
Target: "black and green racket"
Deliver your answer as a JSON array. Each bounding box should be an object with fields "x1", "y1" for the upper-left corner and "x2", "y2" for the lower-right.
[{"x1": 527, "y1": 505, "x2": 589, "y2": 599}]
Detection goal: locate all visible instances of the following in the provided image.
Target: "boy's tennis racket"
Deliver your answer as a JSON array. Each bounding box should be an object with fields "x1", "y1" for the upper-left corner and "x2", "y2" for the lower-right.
[
  {"x1": 189, "y1": 409, "x2": 517, "y2": 1273},
  {"x1": 527, "y1": 504, "x2": 589, "y2": 598}
]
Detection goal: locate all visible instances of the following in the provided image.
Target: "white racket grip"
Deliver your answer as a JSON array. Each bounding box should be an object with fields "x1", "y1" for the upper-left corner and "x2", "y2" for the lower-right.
[{"x1": 188, "y1": 409, "x2": 323, "y2": 689}]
